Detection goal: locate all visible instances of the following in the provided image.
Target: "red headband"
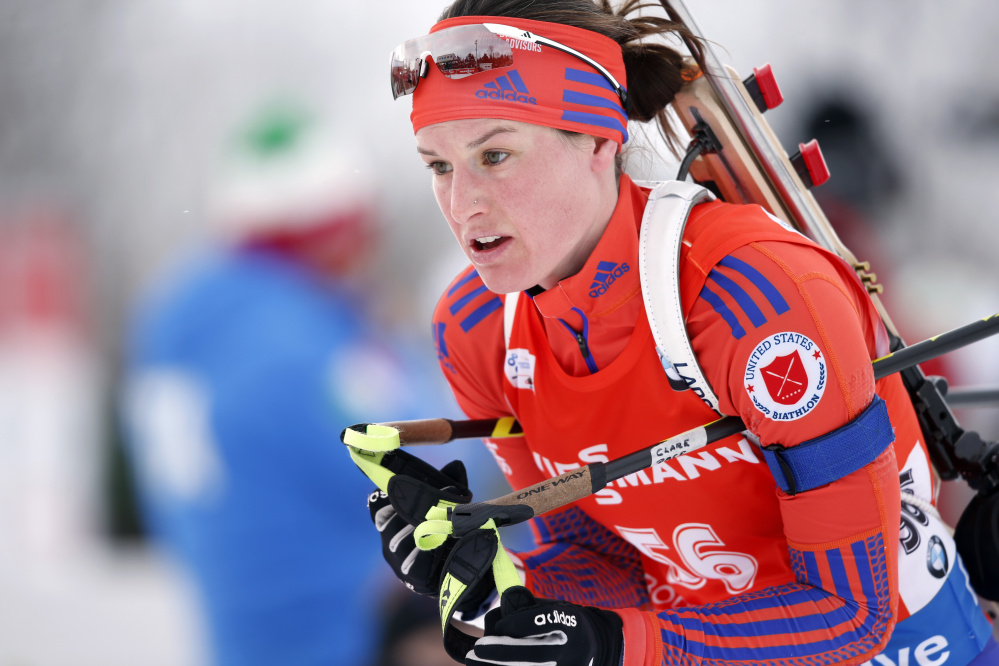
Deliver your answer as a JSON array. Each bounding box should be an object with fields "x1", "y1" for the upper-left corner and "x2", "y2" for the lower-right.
[{"x1": 410, "y1": 16, "x2": 629, "y2": 145}]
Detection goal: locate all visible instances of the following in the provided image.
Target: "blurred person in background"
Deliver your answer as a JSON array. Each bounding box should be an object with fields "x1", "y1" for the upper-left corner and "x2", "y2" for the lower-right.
[
  {"x1": 372, "y1": 590, "x2": 458, "y2": 666},
  {"x1": 120, "y1": 101, "x2": 451, "y2": 666}
]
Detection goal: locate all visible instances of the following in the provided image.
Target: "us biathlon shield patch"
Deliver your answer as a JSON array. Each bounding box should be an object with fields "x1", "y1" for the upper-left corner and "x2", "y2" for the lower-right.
[{"x1": 744, "y1": 331, "x2": 827, "y2": 421}]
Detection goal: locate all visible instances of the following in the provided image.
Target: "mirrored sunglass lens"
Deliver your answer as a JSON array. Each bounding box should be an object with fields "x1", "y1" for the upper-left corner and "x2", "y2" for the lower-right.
[
  {"x1": 389, "y1": 43, "x2": 420, "y2": 99},
  {"x1": 390, "y1": 62, "x2": 417, "y2": 99},
  {"x1": 427, "y1": 25, "x2": 514, "y2": 80},
  {"x1": 389, "y1": 25, "x2": 519, "y2": 98}
]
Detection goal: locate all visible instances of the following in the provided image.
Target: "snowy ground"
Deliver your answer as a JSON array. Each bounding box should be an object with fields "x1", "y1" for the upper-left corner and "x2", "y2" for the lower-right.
[{"x1": 0, "y1": 545, "x2": 206, "y2": 666}]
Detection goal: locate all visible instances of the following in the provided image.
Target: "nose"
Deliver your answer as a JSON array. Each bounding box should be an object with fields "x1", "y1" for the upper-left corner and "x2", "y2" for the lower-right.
[{"x1": 448, "y1": 168, "x2": 485, "y2": 224}]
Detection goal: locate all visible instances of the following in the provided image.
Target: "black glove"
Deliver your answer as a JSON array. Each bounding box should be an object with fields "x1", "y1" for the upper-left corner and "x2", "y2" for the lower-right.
[
  {"x1": 367, "y1": 450, "x2": 496, "y2": 614},
  {"x1": 954, "y1": 489, "x2": 999, "y2": 601},
  {"x1": 464, "y1": 587, "x2": 624, "y2": 666}
]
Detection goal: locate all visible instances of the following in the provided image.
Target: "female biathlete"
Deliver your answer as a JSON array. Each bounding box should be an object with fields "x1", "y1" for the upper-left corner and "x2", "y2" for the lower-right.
[{"x1": 368, "y1": 0, "x2": 997, "y2": 664}]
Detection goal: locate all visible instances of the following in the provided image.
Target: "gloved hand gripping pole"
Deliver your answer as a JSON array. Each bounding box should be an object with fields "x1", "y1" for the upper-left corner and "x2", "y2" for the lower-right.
[{"x1": 341, "y1": 313, "x2": 999, "y2": 657}]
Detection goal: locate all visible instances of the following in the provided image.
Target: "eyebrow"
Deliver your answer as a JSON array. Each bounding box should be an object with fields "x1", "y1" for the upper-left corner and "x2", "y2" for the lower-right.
[
  {"x1": 467, "y1": 125, "x2": 517, "y2": 149},
  {"x1": 416, "y1": 125, "x2": 519, "y2": 156}
]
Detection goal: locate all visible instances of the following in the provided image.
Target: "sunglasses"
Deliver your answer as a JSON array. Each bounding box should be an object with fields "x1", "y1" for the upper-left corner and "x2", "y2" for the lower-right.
[{"x1": 389, "y1": 22, "x2": 630, "y2": 113}]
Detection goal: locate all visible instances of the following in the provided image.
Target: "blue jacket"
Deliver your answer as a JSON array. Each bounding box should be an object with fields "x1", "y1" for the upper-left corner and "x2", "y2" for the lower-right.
[{"x1": 122, "y1": 247, "x2": 449, "y2": 665}]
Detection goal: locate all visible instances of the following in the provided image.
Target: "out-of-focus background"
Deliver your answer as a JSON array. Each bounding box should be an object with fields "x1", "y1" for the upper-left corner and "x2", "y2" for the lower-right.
[{"x1": 0, "y1": 1, "x2": 997, "y2": 664}]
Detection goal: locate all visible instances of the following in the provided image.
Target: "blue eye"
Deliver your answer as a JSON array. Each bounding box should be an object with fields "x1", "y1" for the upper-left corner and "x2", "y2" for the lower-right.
[{"x1": 484, "y1": 151, "x2": 509, "y2": 165}]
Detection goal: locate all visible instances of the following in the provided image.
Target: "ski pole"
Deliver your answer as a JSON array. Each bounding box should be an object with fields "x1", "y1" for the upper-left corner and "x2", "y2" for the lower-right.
[
  {"x1": 944, "y1": 386, "x2": 999, "y2": 408},
  {"x1": 870, "y1": 313, "x2": 999, "y2": 377},
  {"x1": 352, "y1": 313, "x2": 999, "y2": 447},
  {"x1": 444, "y1": 314, "x2": 999, "y2": 532},
  {"x1": 373, "y1": 415, "x2": 523, "y2": 446},
  {"x1": 344, "y1": 312, "x2": 999, "y2": 534}
]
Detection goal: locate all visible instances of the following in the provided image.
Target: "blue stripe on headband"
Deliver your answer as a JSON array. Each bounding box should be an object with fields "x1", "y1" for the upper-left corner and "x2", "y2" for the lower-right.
[
  {"x1": 560, "y1": 110, "x2": 629, "y2": 143},
  {"x1": 563, "y1": 89, "x2": 626, "y2": 123},
  {"x1": 565, "y1": 67, "x2": 616, "y2": 93}
]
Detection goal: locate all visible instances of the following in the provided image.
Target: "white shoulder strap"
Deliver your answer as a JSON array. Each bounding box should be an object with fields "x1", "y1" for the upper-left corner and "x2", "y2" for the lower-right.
[
  {"x1": 501, "y1": 181, "x2": 719, "y2": 412},
  {"x1": 637, "y1": 180, "x2": 721, "y2": 413},
  {"x1": 503, "y1": 291, "x2": 520, "y2": 349}
]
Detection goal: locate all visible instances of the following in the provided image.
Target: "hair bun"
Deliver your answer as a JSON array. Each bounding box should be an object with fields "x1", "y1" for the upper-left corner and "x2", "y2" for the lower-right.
[{"x1": 622, "y1": 42, "x2": 687, "y2": 123}]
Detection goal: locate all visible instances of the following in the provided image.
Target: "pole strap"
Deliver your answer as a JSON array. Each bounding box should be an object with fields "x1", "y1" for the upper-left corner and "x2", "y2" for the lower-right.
[
  {"x1": 420, "y1": 511, "x2": 524, "y2": 662},
  {"x1": 343, "y1": 420, "x2": 523, "y2": 661},
  {"x1": 343, "y1": 423, "x2": 401, "y2": 492}
]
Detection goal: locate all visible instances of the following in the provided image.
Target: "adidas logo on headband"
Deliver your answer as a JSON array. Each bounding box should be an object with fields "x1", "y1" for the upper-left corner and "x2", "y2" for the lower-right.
[{"x1": 476, "y1": 69, "x2": 537, "y2": 105}]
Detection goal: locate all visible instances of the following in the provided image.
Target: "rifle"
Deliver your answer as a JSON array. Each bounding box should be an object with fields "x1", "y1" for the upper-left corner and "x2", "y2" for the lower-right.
[
  {"x1": 659, "y1": 0, "x2": 999, "y2": 495},
  {"x1": 658, "y1": 0, "x2": 999, "y2": 600}
]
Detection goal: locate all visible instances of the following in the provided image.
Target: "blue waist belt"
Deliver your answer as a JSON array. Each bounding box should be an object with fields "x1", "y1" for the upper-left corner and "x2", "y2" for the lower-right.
[{"x1": 761, "y1": 395, "x2": 894, "y2": 495}]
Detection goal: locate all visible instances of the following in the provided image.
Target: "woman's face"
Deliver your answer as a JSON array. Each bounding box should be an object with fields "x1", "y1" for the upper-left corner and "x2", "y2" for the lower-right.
[{"x1": 415, "y1": 118, "x2": 618, "y2": 294}]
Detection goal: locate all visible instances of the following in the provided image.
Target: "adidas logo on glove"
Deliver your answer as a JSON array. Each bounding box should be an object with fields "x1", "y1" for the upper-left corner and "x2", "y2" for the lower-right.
[
  {"x1": 534, "y1": 610, "x2": 578, "y2": 627},
  {"x1": 589, "y1": 261, "x2": 630, "y2": 298}
]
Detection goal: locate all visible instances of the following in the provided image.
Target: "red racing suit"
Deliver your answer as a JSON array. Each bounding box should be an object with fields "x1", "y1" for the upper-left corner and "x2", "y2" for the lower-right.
[{"x1": 432, "y1": 175, "x2": 987, "y2": 665}]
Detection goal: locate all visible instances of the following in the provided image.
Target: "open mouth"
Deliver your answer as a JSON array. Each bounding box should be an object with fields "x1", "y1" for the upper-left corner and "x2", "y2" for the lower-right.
[{"x1": 472, "y1": 235, "x2": 509, "y2": 252}]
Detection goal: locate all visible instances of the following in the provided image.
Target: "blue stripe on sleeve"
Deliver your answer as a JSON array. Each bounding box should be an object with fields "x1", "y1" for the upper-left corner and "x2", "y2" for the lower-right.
[
  {"x1": 826, "y1": 547, "x2": 852, "y2": 600},
  {"x1": 699, "y1": 285, "x2": 746, "y2": 339},
  {"x1": 660, "y1": 594, "x2": 880, "y2": 660},
  {"x1": 656, "y1": 537, "x2": 892, "y2": 663},
  {"x1": 665, "y1": 588, "x2": 864, "y2": 638},
  {"x1": 718, "y1": 255, "x2": 790, "y2": 315},
  {"x1": 434, "y1": 321, "x2": 448, "y2": 358},
  {"x1": 449, "y1": 284, "x2": 489, "y2": 316},
  {"x1": 447, "y1": 269, "x2": 480, "y2": 297},
  {"x1": 708, "y1": 268, "x2": 767, "y2": 328},
  {"x1": 853, "y1": 538, "x2": 881, "y2": 609},
  {"x1": 460, "y1": 297, "x2": 502, "y2": 332},
  {"x1": 801, "y1": 549, "x2": 823, "y2": 587},
  {"x1": 677, "y1": 583, "x2": 820, "y2": 618},
  {"x1": 691, "y1": 615, "x2": 880, "y2": 661}
]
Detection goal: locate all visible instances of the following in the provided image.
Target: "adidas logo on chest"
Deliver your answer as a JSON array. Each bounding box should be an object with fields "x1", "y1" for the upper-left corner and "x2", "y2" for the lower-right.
[{"x1": 589, "y1": 261, "x2": 630, "y2": 298}]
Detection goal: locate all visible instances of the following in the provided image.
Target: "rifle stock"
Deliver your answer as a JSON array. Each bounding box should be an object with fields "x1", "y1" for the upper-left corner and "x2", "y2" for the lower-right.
[{"x1": 660, "y1": 0, "x2": 997, "y2": 492}]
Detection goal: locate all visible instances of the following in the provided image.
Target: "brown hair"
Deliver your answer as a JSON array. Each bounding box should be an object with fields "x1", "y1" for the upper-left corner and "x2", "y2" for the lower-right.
[{"x1": 437, "y1": 0, "x2": 703, "y2": 156}]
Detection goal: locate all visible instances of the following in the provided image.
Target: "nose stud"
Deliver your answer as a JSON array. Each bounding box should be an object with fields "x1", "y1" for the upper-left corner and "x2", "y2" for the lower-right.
[{"x1": 474, "y1": 200, "x2": 477, "y2": 204}]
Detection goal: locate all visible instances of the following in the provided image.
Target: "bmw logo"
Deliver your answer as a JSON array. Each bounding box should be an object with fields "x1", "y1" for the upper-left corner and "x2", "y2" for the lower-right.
[{"x1": 926, "y1": 535, "x2": 948, "y2": 579}]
